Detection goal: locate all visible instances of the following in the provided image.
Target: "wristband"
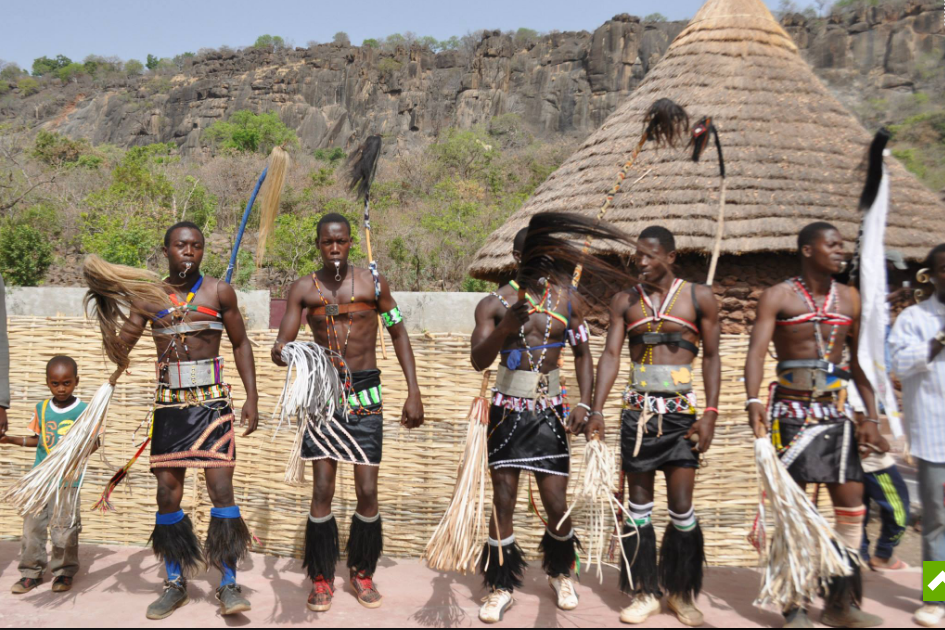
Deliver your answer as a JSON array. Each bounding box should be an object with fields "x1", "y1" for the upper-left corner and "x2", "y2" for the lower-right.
[
  {"x1": 703, "y1": 407, "x2": 719, "y2": 414},
  {"x1": 862, "y1": 417, "x2": 881, "y2": 425},
  {"x1": 589, "y1": 410, "x2": 604, "y2": 419},
  {"x1": 575, "y1": 402, "x2": 592, "y2": 413},
  {"x1": 745, "y1": 398, "x2": 763, "y2": 410}
]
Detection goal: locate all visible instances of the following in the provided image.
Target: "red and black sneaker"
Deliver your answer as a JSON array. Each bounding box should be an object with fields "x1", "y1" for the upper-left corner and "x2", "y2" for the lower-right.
[
  {"x1": 307, "y1": 575, "x2": 334, "y2": 612},
  {"x1": 350, "y1": 570, "x2": 382, "y2": 609},
  {"x1": 11, "y1": 577, "x2": 41, "y2": 595}
]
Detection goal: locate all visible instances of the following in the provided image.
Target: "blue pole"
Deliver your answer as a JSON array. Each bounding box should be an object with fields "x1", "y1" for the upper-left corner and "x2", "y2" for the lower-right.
[{"x1": 225, "y1": 167, "x2": 268, "y2": 284}]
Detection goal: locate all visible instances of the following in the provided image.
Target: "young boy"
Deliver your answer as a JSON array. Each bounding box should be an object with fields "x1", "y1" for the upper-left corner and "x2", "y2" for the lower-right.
[{"x1": 0, "y1": 355, "x2": 88, "y2": 594}]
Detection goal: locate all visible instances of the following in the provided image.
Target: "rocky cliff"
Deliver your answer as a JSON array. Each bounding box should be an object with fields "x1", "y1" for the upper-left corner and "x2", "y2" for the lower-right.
[{"x1": 3, "y1": 1, "x2": 942, "y2": 152}]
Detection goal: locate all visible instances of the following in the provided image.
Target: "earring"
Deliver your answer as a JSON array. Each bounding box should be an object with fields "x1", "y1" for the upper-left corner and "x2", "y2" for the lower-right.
[{"x1": 917, "y1": 268, "x2": 931, "y2": 284}]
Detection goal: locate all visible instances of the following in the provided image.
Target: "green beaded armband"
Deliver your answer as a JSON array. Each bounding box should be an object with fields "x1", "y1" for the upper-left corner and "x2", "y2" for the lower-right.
[{"x1": 381, "y1": 306, "x2": 404, "y2": 328}]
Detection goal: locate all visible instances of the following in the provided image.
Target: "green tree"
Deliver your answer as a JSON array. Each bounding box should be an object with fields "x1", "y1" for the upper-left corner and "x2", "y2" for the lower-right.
[
  {"x1": 644, "y1": 12, "x2": 668, "y2": 22},
  {"x1": 429, "y1": 127, "x2": 499, "y2": 180},
  {"x1": 31, "y1": 56, "x2": 57, "y2": 77},
  {"x1": 0, "y1": 63, "x2": 24, "y2": 82},
  {"x1": 418, "y1": 36, "x2": 440, "y2": 51},
  {"x1": 203, "y1": 110, "x2": 300, "y2": 154},
  {"x1": 440, "y1": 36, "x2": 460, "y2": 50},
  {"x1": 55, "y1": 62, "x2": 86, "y2": 82},
  {"x1": 363, "y1": 38, "x2": 380, "y2": 48},
  {"x1": 513, "y1": 28, "x2": 539, "y2": 47},
  {"x1": 146, "y1": 54, "x2": 159, "y2": 70},
  {"x1": 254, "y1": 34, "x2": 285, "y2": 49}
]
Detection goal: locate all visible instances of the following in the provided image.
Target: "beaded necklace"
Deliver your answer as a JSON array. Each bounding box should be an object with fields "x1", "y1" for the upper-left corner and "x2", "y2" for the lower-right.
[
  {"x1": 792, "y1": 277, "x2": 841, "y2": 360},
  {"x1": 493, "y1": 285, "x2": 561, "y2": 373},
  {"x1": 156, "y1": 274, "x2": 205, "y2": 360},
  {"x1": 637, "y1": 280, "x2": 686, "y2": 368},
  {"x1": 313, "y1": 270, "x2": 356, "y2": 369}
]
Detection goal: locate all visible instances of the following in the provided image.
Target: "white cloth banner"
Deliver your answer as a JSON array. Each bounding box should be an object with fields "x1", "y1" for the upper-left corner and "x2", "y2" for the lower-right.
[{"x1": 857, "y1": 164, "x2": 902, "y2": 437}]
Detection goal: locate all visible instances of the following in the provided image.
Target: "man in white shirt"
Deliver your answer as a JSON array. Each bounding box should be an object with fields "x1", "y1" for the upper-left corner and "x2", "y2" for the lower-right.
[{"x1": 888, "y1": 243, "x2": 945, "y2": 627}]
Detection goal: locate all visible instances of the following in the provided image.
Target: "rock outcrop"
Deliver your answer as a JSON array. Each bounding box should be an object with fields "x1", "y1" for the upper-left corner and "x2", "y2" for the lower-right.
[{"x1": 2, "y1": 1, "x2": 941, "y2": 152}]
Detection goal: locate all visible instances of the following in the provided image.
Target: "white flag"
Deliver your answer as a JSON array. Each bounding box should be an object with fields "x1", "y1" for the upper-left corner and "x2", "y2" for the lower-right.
[{"x1": 857, "y1": 164, "x2": 902, "y2": 437}]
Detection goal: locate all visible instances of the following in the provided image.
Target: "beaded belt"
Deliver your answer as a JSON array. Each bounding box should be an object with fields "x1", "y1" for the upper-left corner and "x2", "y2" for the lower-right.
[
  {"x1": 155, "y1": 382, "x2": 231, "y2": 405},
  {"x1": 622, "y1": 388, "x2": 698, "y2": 414}
]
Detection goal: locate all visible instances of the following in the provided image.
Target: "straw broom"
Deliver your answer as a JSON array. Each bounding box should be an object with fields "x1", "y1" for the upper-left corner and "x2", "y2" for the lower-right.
[
  {"x1": 254, "y1": 146, "x2": 290, "y2": 267},
  {"x1": 690, "y1": 116, "x2": 726, "y2": 286},
  {"x1": 272, "y1": 341, "x2": 347, "y2": 485},
  {"x1": 752, "y1": 438, "x2": 852, "y2": 609},
  {"x1": 557, "y1": 436, "x2": 639, "y2": 585},
  {"x1": 424, "y1": 370, "x2": 492, "y2": 574},
  {"x1": 571, "y1": 98, "x2": 689, "y2": 287}
]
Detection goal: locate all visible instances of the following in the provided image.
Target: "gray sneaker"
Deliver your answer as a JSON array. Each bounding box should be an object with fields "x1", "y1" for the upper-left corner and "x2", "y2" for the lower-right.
[
  {"x1": 216, "y1": 583, "x2": 251, "y2": 616},
  {"x1": 146, "y1": 579, "x2": 189, "y2": 620}
]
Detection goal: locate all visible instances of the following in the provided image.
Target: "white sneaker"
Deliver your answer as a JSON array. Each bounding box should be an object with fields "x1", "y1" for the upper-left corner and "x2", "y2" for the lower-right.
[
  {"x1": 549, "y1": 575, "x2": 578, "y2": 611},
  {"x1": 620, "y1": 593, "x2": 661, "y2": 624},
  {"x1": 479, "y1": 589, "x2": 514, "y2": 624},
  {"x1": 915, "y1": 603, "x2": 945, "y2": 628}
]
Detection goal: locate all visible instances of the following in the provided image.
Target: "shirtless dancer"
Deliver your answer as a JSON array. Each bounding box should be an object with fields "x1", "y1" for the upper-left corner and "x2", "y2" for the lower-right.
[
  {"x1": 272, "y1": 212, "x2": 424, "y2": 613},
  {"x1": 591, "y1": 226, "x2": 720, "y2": 626},
  {"x1": 469, "y1": 227, "x2": 595, "y2": 623},
  {"x1": 746, "y1": 222, "x2": 886, "y2": 628}
]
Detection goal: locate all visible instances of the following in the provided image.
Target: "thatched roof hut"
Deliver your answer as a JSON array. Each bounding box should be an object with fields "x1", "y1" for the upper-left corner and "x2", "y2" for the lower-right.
[{"x1": 469, "y1": 0, "x2": 945, "y2": 284}]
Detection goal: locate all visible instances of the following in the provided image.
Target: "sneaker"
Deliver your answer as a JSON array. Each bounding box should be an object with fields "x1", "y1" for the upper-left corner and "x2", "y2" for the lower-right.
[
  {"x1": 783, "y1": 607, "x2": 814, "y2": 628},
  {"x1": 350, "y1": 571, "x2": 382, "y2": 609},
  {"x1": 821, "y1": 603, "x2": 883, "y2": 628},
  {"x1": 146, "y1": 579, "x2": 189, "y2": 620},
  {"x1": 619, "y1": 593, "x2": 661, "y2": 624},
  {"x1": 216, "y1": 583, "x2": 252, "y2": 616},
  {"x1": 915, "y1": 603, "x2": 945, "y2": 628},
  {"x1": 307, "y1": 576, "x2": 334, "y2": 612},
  {"x1": 548, "y1": 575, "x2": 578, "y2": 611},
  {"x1": 10, "y1": 577, "x2": 41, "y2": 595},
  {"x1": 51, "y1": 576, "x2": 73, "y2": 593},
  {"x1": 479, "y1": 589, "x2": 514, "y2": 623},
  {"x1": 667, "y1": 593, "x2": 704, "y2": 626}
]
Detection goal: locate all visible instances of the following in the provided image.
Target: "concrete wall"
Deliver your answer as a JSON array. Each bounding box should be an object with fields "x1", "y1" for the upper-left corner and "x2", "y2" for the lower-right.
[
  {"x1": 4, "y1": 287, "x2": 488, "y2": 334},
  {"x1": 5, "y1": 287, "x2": 271, "y2": 331}
]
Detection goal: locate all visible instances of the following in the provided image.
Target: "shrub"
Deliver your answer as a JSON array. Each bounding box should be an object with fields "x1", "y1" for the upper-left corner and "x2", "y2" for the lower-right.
[
  {"x1": 146, "y1": 54, "x2": 159, "y2": 71},
  {"x1": 203, "y1": 110, "x2": 300, "y2": 154},
  {"x1": 378, "y1": 58, "x2": 403, "y2": 75},
  {"x1": 124, "y1": 59, "x2": 144, "y2": 76},
  {"x1": 32, "y1": 130, "x2": 86, "y2": 166},
  {"x1": 362, "y1": 38, "x2": 380, "y2": 48},
  {"x1": 201, "y1": 247, "x2": 255, "y2": 287},
  {"x1": 461, "y1": 276, "x2": 492, "y2": 292},
  {"x1": 55, "y1": 62, "x2": 86, "y2": 82},
  {"x1": 333, "y1": 32, "x2": 351, "y2": 46},
  {"x1": 0, "y1": 220, "x2": 54, "y2": 285},
  {"x1": 314, "y1": 147, "x2": 346, "y2": 164},
  {"x1": 82, "y1": 214, "x2": 160, "y2": 267},
  {"x1": 17, "y1": 77, "x2": 39, "y2": 96},
  {"x1": 644, "y1": 13, "x2": 668, "y2": 22},
  {"x1": 31, "y1": 55, "x2": 71, "y2": 77}
]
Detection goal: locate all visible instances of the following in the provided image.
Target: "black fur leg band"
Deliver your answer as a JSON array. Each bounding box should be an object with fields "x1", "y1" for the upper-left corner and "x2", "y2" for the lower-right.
[
  {"x1": 620, "y1": 521, "x2": 661, "y2": 597},
  {"x1": 480, "y1": 537, "x2": 526, "y2": 592},
  {"x1": 205, "y1": 515, "x2": 252, "y2": 572},
  {"x1": 346, "y1": 512, "x2": 383, "y2": 575},
  {"x1": 304, "y1": 514, "x2": 340, "y2": 582},
  {"x1": 825, "y1": 549, "x2": 863, "y2": 610},
  {"x1": 539, "y1": 529, "x2": 581, "y2": 578},
  {"x1": 659, "y1": 521, "x2": 706, "y2": 603},
  {"x1": 149, "y1": 514, "x2": 203, "y2": 577}
]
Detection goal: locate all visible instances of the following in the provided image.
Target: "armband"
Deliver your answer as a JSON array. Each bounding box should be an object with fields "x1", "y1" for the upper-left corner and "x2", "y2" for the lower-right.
[
  {"x1": 381, "y1": 307, "x2": 404, "y2": 328},
  {"x1": 567, "y1": 323, "x2": 590, "y2": 347}
]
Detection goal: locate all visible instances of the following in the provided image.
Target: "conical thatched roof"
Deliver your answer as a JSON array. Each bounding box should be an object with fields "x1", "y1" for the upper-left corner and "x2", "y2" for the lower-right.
[{"x1": 469, "y1": 0, "x2": 945, "y2": 281}]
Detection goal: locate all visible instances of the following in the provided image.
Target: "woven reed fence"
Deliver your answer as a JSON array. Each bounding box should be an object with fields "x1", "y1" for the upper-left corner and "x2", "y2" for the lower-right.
[{"x1": 0, "y1": 316, "x2": 829, "y2": 568}]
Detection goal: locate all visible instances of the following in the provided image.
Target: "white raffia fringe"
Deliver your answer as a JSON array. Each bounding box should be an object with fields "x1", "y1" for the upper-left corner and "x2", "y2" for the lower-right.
[
  {"x1": 272, "y1": 342, "x2": 346, "y2": 485},
  {"x1": 558, "y1": 438, "x2": 638, "y2": 585},
  {"x1": 2, "y1": 382, "x2": 115, "y2": 525},
  {"x1": 752, "y1": 437, "x2": 852, "y2": 609},
  {"x1": 423, "y1": 395, "x2": 491, "y2": 574}
]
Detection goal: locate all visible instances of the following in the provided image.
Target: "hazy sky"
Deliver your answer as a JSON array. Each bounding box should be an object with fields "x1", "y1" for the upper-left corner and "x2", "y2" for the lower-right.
[{"x1": 3, "y1": 0, "x2": 782, "y2": 70}]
